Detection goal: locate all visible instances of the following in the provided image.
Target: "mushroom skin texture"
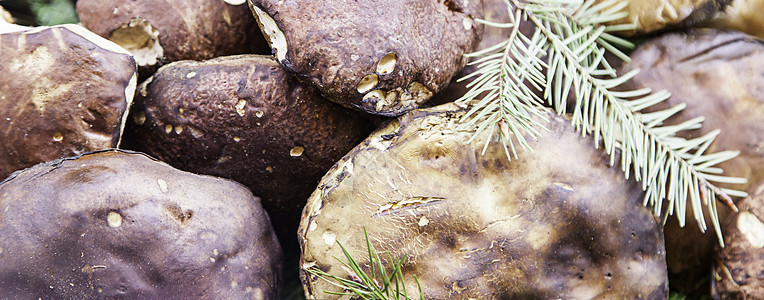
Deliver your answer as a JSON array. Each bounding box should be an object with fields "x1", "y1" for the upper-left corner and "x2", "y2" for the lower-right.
[
  {"x1": 713, "y1": 181, "x2": 764, "y2": 299},
  {"x1": 620, "y1": 29, "x2": 764, "y2": 294},
  {"x1": 247, "y1": 0, "x2": 484, "y2": 116},
  {"x1": 0, "y1": 24, "x2": 137, "y2": 180},
  {"x1": 608, "y1": 0, "x2": 732, "y2": 35},
  {"x1": 123, "y1": 55, "x2": 374, "y2": 215},
  {"x1": 707, "y1": 0, "x2": 764, "y2": 39},
  {"x1": 299, "y1": 104, "x2": 668, "y2": 299},
  {"x1": 76, "y1": 0, "x2": 269, "y2": 77},
  {"x1": 0, "y1": 150, "x2": 282, "y2": 298}
]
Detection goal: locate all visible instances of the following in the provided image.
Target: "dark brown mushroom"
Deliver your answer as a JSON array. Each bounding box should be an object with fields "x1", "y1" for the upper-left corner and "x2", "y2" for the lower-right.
[
  {"x1": 0, "y1": 24, "x2": 136, "y2": 180},
  {"x1": 123, "y1": 54, "x2": 374, "y2": 216},
  {"x1": 0, "y1": 150, "x2": 282, "y2": 298},
  {"x1": 247, "y1": 0, "x2": 484, "y2": 116},
  {"x1": 76, "y1": 0, "x2": 269, "y2": 78}
]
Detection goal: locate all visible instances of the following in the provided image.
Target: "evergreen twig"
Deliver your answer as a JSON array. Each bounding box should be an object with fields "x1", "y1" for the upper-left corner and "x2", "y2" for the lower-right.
[{"x1": 456, "y1": 0, "x2": 746, "y2": 245}]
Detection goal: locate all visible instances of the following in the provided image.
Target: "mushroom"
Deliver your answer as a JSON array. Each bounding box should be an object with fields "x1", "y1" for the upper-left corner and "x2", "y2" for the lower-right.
[
  {"x1": 707, "y1": 0, "x2": 764, "y2": 39},
  {"x1": 620, "y1": 28, "x2": 764, "y2": 294},
  {"x1": 247, "y1": 0, "x2": 484, "y2": 116},
  {"x1": 76, "y1": 0, "x2": 270, "y2": 78},
  {"x1": 610, "y1": 0, "x2": 733, "y2": 35},
  {"x1": 0, "y1": 150, "x2": 282, "y2": 298},
  {"x1": 0, "y1": 24, "x2": 136, "y2": 180},
  {"x1": 713, "y1": 181, "x2": 764, "y2": 299},
  {"x1": 299, "y1": 103, "x2": 668, "y2": 299},
  {"x1": 122, "y1": 55, "x2": 374, "y2": 216}
]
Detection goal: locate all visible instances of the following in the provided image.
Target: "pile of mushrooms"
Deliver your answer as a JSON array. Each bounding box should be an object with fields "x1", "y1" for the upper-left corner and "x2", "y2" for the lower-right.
[{"x1": 0, "y1": 0, "x2": 763, "y2": 298}]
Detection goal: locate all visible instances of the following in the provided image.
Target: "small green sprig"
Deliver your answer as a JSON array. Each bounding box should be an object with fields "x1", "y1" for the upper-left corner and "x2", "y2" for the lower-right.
[{"x1": 306, "y1": 227, "x2": 423, "y2": 300}]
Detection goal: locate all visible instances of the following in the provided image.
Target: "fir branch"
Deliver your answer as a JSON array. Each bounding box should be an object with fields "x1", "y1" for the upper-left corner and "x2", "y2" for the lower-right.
[{"x1": 456, "y1": 0, "x2": 747, "y2": 245}]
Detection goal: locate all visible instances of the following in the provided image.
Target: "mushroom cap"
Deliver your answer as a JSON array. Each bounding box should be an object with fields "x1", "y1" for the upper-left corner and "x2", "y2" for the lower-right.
[
  {"x1": 248, "y1": 0, "x2": 484, "y2": 116},
  {"x1": 76, "y1": 0, "x2": 268, "y2": 70},
  {"x1": 0, "y1": 24, "x2": 136, "y2": 180},
  {"x1": 713, "y1": 181, "x2": 764, "y2": 299},
  {"x1": 123, "y1": 54, "x2": 374, "y2": 215},
  {"x1": 299, "y1": 103, "x2": 668, "y2": 299},
  {"x1": 0, "y1": 150, "x2": 282, "y2": 298},
  {"x1": 620, "y1": 28, "x2": 764, "y2": 293}
]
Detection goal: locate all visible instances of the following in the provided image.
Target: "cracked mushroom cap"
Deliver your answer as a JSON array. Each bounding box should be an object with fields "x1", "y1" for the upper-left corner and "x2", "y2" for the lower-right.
[
  {"x1": 122, "y1": 55, "x2": 374, "y2": 215},
  {"x1": 713, "y1": 181, "x2": 764, "y2": 299},
  {"x1": 247, "y1": 0, "x2": 484, "y2": 116},
  {"x1": 76, "y1": 0, "x2": 269, "y2": 76},
  {"x1": 620, "y1": 28, "x2": 764, "y2": 294},
  {"x1": 0, "y1": 24, "x2": 136, "y2": 180},
  {"x1": 299, "y1": 104, "x2": 668, "y2": 299},
  {"x1": 0, "y1": 150, "x2": 282, "y2": 298}
]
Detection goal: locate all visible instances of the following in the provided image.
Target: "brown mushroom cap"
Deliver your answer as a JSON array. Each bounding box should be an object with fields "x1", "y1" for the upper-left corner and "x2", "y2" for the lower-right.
[
  {"x1": 123, "y1": 54, "x2": 374, "y2": 215},
  {"x1": 713, "y1": 181, "x2": 764, "y2": 299},
  {"x1": 76, "y1": 0, "x2": 269, "y2": 74},
  {"x1": 0, "y1": 150, "x2": 282, "y2": 298},
  {"x1": 0, "y1": 24, "x2": 136, "y2": 180},
  {"x1": 620, "y1": 28, "x2": 764, "y2": 293},
  {"x1": 299, "y1": 103, "x2": 668, "y2": 299},
  {"x1": 248, "y1": 0, "x2": 484, "y2": 116}
]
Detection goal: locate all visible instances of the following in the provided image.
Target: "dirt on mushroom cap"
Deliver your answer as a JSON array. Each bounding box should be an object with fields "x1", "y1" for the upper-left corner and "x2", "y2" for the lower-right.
[{"x1": 299, "y1": 103, "x2": 668, "y2": 299}]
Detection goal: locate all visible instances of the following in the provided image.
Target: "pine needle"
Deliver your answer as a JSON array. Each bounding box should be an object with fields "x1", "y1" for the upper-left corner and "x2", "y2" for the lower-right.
[
  {"x1": 306, "y1": 227, "x2": 423, "y2": 299},
  {"x1": 456, "y1": 0, "x2": 747, "y2": 246}
]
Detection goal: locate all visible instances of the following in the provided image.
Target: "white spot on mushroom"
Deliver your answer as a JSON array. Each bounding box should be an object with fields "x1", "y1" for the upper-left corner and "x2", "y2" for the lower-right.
[
  {"x1": 302, "y1": 261, "x2": 317, "y2": 269},
  {"x1": 738, "y1": 211, "x2": 764, "y2": 248},
  {"x1": 108, "y1": 18, "x2": 163, "y2": 67},
  {"x1": 213, "y1": 249, "x2": 219, "y2": 256},
  {"x1": 363, "y1": 89, "x2": 386, "y2": 104},
  {"x1": 265, "y1": 166, "x2": 273, "y2": 172},
  {"x1": 186, "y1": 71, "x2": 197, "y2": 79},
  {"x1": 418, "y1": 216, "x2": 430, "y2": 227},
  {"x1": 174, "y1": 125, "x2": 183, "y2": 134},
  {"x1": 235, "y1": 99, "x2": 247, "y2": 116},
  {"x1": 230, "y1": 281, "x2": 238, "y2": 288},
  {"x1": 233, "y1": 136, "x2": 241, "y2": 142},
  {"x1": 290, "y1": 146, "x2": 304, "y2": 157},
  {"x1": 165, "y1": 124, "x2": 173, "y2": 134},
  {"x1": 52, "y1": 132, "x2": 63, "y2": 142},
  {"x1": 107, "y1": 211, "x2": 122, "y2": 228},
  {"x1": 356, "y1": 74, "x2": 379, "y2": 93},
  {"x1": 255, "y1": 110, "x2": 264, "y2": 118},
  {"x1": 322, "y1": 231, "x2": 336, "y2": 246},
  {"x1": 157, "y1": 179, "x2": 168, "y2": 193},
  {"x1": 209, "y1": 257, "x2": 216, "y2": 263},
  {"x1": 217, "y1": 156, "x2": 232, "y2": 164},
  {"x1": 308, "y1": 221, "x2": 317, "y2": 232},
  {"x1": 250, "y1": 5, "x2": 287, "y2": 62},
  {"x1": 462, "y1": 17, "x2": 473, "y2": 30},
  {"x1": 376, "y1": 52, "x2": 397, "y2": 75},
  {"x1": 133, "y1": 111, "x2": 146, "y2": 125},
  {"x1": 350, "y1": 54, "x2": 359, "y2": 61},
  {"x1": 223, "y1": 0, "x2": 246, "y2": 5}
]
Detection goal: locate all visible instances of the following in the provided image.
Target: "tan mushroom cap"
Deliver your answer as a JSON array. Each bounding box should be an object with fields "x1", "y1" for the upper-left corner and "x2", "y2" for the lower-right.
[{"x1": 299, "y1": 103, "x2": 667, "y2": 299}]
